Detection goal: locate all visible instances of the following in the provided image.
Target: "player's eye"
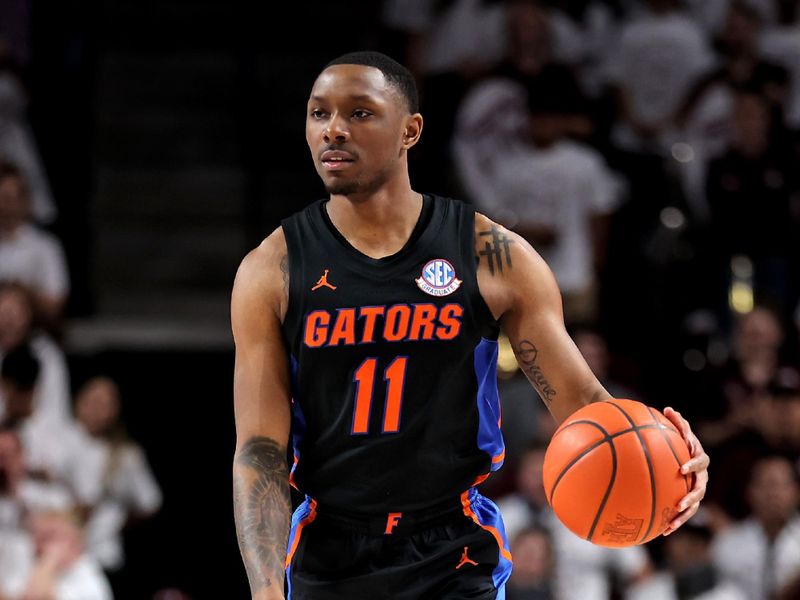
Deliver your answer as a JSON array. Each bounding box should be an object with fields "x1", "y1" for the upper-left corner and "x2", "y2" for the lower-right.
[
  {"x1": 310, "y1": 109, "x2": 327, "y2": 119},
  {"x1": 352, "y1": 109, "x2": 372, "y2": 119}
]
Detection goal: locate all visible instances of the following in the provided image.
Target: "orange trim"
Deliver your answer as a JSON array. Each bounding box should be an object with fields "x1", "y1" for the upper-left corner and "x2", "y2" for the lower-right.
[
  {"x1": 285, "y1": 499, "x2": 318, "y2": 569},
  {"x1": 289, "y1": 455, "x2": 299, "y2": 490},
  {"x1": 491, "y1": 450, "x2": 506, "y2": 465},
  {"x1": 461, "y1": 491, "x2": 513, "y2": 562},
  {"x1": 472, "y1": 473, "x2": 490, "y2": 487}
]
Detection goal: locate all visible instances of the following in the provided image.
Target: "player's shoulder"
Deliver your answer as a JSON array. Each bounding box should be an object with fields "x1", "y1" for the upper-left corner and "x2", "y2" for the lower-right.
[
  {"x1": 473, "y1": 211, "x2": 560, "y2": 308},
  {"x1": 232, "y1": 227, "x2": 288, "y2": 317},
  {"x1": 237, "y1": 227, "x2": 287, "y2": 280},
  {"x1": 473, "y1": 211, "x2": 532, "y2": 263}
]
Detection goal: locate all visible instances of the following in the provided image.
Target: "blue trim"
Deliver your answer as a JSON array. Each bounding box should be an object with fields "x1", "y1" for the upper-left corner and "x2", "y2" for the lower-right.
[
  {"x1": 290, "y1": 356, "x2": 306, "y2": 481},
  {"x1": 473, "y1": 339, "x2": 505, "y2": 470},
  {"x1": 285, "y1": 496, "x2": 313, "y2": 600},
  {"x1": 469, "y1": 489, "x2": 512, "y2": 596}
]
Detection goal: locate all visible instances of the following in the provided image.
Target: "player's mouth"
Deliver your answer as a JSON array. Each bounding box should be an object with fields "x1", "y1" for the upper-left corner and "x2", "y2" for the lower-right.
[{"x1": 320, "y1": 150, "x2": 356, "y2": 171}]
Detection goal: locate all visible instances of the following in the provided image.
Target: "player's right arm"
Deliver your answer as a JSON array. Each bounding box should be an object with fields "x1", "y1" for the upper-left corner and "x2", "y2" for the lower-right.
[{"x1": 231, "y1": 228, "x2": 292, "y2": 600}]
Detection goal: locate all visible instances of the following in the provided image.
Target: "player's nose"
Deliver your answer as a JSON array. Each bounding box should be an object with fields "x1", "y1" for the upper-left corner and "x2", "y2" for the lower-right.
[{"x1": 323, "y1": 113, "x2": 349, "y2": 143}]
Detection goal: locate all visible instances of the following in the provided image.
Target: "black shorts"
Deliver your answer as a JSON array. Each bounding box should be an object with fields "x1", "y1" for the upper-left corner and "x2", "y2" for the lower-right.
[{"x1": 285, "y1": 488, "x2": 513, "y2": 600}]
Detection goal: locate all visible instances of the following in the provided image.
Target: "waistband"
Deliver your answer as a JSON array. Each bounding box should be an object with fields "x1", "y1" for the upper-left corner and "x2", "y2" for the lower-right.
[{"x1": 307, "y1": 488, "x2": 480, "y2": 536}]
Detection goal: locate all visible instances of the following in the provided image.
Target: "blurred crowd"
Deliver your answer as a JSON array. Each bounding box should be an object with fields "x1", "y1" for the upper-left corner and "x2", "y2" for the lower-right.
[
  {"x1": 0, "y1": 0, "x2": 182, "y2": 594},
  {"x1": 2, "y1": 0, "x2": 800, "y2": 598},
  {"x1": 0, "y1": 33, "x2": 163, "y2": 600},
  {"x1": 377, "y1": 0, "x2": 800, "y2": 598}
]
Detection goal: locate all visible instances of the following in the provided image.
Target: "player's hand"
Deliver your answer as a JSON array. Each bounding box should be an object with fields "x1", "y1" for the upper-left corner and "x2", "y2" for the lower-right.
[{"x1": 662, "y1": 407, "x2": 709, "y2": 536}]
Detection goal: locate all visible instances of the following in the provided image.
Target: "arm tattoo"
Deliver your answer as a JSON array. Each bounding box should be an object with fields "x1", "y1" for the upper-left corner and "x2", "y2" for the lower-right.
[
  {"x1": 477, "y1": 226, "x2": 513, "y2": 275},
  {"x1": 478, "y1": 225, "x2": 514, "y2": 275},
  {"x1": 280, "y1": 255, "x2": 289, "y2": 302},
  {"x1": 233, "y1": 436, "x2": 291, "y2": 596},
  {"x1": 514, "y1": 340, "x2": 557, "y2": 404}
]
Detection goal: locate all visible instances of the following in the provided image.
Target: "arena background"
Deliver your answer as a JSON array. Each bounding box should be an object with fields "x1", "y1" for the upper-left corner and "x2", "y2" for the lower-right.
[{"x1": 2, "y1": 0, "x2": 800, "y2": 599}]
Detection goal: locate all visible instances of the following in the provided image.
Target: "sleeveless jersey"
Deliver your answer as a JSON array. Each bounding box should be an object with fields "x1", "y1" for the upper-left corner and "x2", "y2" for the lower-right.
[{"x1": 281, "y1": 195, "x2": 503, "y2": 513}]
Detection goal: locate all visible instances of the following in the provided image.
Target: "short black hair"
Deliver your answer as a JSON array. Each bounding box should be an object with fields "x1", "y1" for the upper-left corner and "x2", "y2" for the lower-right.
[
  {"x1": 324, "y1": 51, "x2": 419, "y2": 114},
  {"x1": 1, "y1": 343, "x2": 40, "y2": 391}
]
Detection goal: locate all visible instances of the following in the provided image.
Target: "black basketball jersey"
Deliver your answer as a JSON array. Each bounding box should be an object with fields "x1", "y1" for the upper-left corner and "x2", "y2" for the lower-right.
[{"x1": 281, "y1": 194, "x2": 503, "y2": 513}]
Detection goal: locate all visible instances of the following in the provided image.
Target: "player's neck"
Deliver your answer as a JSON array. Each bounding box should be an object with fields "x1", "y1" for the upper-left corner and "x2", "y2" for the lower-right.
[{"x1": 326, "y1": 188, "x2": 424, "y2": 259}]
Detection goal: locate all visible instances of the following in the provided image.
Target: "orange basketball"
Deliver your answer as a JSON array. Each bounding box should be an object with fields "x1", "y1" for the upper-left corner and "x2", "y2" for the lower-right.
[{"x1": 542, "y1": 399, "x2": 692, "y2": 547}]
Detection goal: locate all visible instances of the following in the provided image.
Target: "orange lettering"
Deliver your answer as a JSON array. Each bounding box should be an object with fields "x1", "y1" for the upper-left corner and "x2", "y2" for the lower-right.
[
  {"x1": 436, "y1": 304, "x2": 464, "y2": 340},
  {"x1": 408, "y1": 304, "x2": 438, "y2": 341},
  {"x1": 384, "y1": 305, "x2": 412, "y2": 342},
  {"x1": 384, "y1": 512, "x2": 403, "y2": 535},
  {"x1": 359, "y1": 306, "x2": 385, "y2": 343},
  {"x1": 329, "y1": 308, "x2": 356, "y2": 346},
  {"x1": 304, "y1": 311, "x2": 330, "y2": 347}
]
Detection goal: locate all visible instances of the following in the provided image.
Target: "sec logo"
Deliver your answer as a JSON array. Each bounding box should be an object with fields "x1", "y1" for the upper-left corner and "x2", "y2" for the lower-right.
[{"x1": 415, "y1": 259, "x2": 462, "y2": 297}]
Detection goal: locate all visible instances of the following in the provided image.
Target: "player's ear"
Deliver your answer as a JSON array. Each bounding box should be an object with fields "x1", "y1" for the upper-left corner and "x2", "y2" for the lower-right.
[{"x1": 402, "y1": 113, "x2": 423, "y2": 150}]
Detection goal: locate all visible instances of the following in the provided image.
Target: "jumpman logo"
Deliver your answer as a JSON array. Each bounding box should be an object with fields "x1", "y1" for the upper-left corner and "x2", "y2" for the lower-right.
[
  {"x1": 456, "y1": 546, "x2": 478, "y2": 569},
  {"x1": 311, "y1": 269, "x2": 337, "y2": 291}
]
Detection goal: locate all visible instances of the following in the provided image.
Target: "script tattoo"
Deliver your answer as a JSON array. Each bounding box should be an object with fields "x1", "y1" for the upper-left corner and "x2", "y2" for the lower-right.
[
  {"x1": 477, "y1": 226, "x2": 513, "y2": 276},
  {"x1": 233, "y1": 437, "x2": 291, "y2": 596},
  {"x1": 514, "y1": 340, "x2": 556, "y2": 403}
]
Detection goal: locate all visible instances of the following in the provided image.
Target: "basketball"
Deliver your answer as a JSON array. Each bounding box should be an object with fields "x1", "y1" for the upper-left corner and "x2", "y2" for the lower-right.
[{"x1": 542, "y1": 399, "x2": 692, "y2": 547}]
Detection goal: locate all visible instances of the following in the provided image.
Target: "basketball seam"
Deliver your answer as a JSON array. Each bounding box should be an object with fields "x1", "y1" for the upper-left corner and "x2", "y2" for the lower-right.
[
  {"x1": 548, "y1": 421, "x2": 611, "y2": 507},
  {"x1": 645, "y1": 407, "x2": 691, "y2": 495},
  {"x1": 587, "y1": 429, "x2": 617, "y2": 542},
  {"x1": 547, "y1": 423, "x2": 670, "y2": 506},
  {"x1": 607, "y1": 401, "x2": 657, "y2": 544}
]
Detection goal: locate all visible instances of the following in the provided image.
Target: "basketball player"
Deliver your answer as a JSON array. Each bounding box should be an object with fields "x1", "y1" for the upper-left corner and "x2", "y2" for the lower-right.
[{"x1": 231, "y1": 51, "x2": 710, "y2": 600}]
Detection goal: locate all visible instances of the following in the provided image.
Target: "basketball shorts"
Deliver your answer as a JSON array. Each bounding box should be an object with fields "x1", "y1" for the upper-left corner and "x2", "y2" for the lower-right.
[{"x1": 285, "y1": 487, "x2": 513, "y2": 600}]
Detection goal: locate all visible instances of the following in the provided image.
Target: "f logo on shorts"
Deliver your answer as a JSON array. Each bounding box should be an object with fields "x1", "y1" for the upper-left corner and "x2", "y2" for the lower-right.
[{"x1": 384, "y1": 512, "x2": 403, "y2": 535}]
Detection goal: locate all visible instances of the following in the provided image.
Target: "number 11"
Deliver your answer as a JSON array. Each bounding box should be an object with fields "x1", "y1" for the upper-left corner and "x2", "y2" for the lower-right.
[{"x1": 351, "y1": 356, "x2": 408, "y2": 435}]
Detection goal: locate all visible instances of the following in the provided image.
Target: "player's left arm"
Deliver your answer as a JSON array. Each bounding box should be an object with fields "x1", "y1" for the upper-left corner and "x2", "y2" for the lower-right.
[
  {"x1": 476, "y1": 213, "x2": 610, "y2": 424},
  {"x1": 475, "y1": 213, "x2": 709, "y2": 534}
]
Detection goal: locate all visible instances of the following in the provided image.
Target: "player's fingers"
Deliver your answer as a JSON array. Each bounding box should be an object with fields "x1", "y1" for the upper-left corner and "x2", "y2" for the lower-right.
[
  {"x1": 681, "y1": 451, "x2": 710, "y2": 474},
  {"x1": 663, "y1": 407, "x2": 695, "y2": 454},
  {"x1": 677, "y1": 465, "x2": 708, "y2": 511},
  {"x1": 678, "y1": 485, "x2": 706, "y2": 511},
  {"x1": 664, "y1": 502, "x2": 700, "y2": 536}
]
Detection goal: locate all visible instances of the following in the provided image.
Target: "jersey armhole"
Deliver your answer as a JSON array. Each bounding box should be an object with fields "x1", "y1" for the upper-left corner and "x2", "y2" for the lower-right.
[{"x1": 280, "y1": 219, "x2": 305, "y2": 336}]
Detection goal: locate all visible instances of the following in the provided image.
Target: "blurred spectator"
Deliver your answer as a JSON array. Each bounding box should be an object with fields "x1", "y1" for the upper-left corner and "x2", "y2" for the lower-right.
[
  {"x1": 506, "y1": 526, "x2": 557, "y2": 600},
  {"x1": 497, "y1": 443, "x2": 650, "y2": 600},
  {"x1": 0, "y1": 510, "x2": 112, "y2": 600},
  {"x1": 0, "y1": 427, "x2": 73, "y2": 531},
  {"x1": 760, "y1": 1, "x2": 800, "y2": 128},
  {"x1": 626, "y1": 514, "x2": 747, "y2": 600},
  {"x1": 0, "y1": 46, "x2": 56, "y2": 224},
  {"x1": 697, "y1": 307, "x2": 800, "y2": 522},
  {"x1": 380, "y1": 0, "x2": 509, "y2": 193},
  {"x1": 699, "y1": 306, "x2": 796, "y2": 446},
  {"x1": 705, "y1": 91, "x2": 799, "y2": 319},
  {"x1": 0, "y1": 343, "x2": 86, "y2": 506},
  {"x1": 0, "y1": 283, "x2": 72, "y2": 426},
  {"x1": 0, "y1": 162, "x2": 69, "y2": 332},
  {"x1": 675, "y1": 0, "x2": 790, "y2": 219},
  {"x1": 452, "y1": 0, "x2": 591, "y2": 209},
  {"x1": 72, "y1": 376, "x2": 163, "y2": 573},
  {"x1": 604, "y1": 0, "x2": 715, "y2": 153},
  {"x1": 711, "y1": 455, "x2": 800, "y2": 600},
  {"x1": 484, "y1": 87, "x2": 623, "y2": 325},
  {"x1": 452, "y1": 76, "x2": 530, "y2": 208}
]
